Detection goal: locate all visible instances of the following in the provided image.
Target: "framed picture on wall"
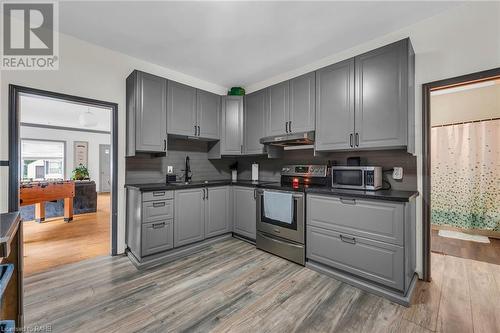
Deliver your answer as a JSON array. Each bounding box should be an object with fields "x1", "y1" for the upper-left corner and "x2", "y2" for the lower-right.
[{"x1": 74, "y1": 141, "x2": 88, "y2": 167}]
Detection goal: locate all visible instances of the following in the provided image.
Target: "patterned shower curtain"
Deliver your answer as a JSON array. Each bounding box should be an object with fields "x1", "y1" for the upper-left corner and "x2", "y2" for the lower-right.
[{"x1": 431, "y1": 119, "x2": 500, "y2": 231}]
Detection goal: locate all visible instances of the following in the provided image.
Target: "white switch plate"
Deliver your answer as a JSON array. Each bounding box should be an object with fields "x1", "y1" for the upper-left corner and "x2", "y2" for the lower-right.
[
  {"x1": 393, "y1": 167, "x2": 403, "y2": 180},
  {"x1": 167, "y1": 166, "x2": 173, "y2": 174}
]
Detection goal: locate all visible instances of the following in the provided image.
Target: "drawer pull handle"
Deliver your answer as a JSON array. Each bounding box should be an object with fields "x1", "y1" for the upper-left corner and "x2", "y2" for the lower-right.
[
  {"x1": 153, "y1": 191, "x2": 165, "y2": 196},
  {"x1": 340, "y1": 198, "x2": 356, "y2": 205},
  {"x1": 153, "y1": 202, "x2": 166, "y2": 207},
  {"x1": 340, "y1": 234, "x2": 356, "y2": 244},
  {"x1": 152, "y1": 222, "x2": 166, "y2": 229}
]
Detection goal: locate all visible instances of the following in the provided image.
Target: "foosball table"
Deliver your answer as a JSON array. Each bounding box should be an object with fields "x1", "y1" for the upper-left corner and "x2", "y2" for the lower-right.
[{"x1": 19, "y1": 180, "x2": 75, "y2": 222}]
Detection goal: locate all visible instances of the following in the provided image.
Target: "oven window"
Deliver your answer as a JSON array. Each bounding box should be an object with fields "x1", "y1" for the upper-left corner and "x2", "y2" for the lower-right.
[
  {"x1": 335, "y1": 170, "x2": 363, "y2": 186},
  {"x1": 260, "y1": 196, "x2": 297, "y2": 230}
]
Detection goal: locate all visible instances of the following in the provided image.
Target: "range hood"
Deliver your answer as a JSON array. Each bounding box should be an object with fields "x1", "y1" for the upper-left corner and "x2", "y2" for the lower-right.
[{"x1": 259, "y1": 131, "x2": 315, "y2": 147}]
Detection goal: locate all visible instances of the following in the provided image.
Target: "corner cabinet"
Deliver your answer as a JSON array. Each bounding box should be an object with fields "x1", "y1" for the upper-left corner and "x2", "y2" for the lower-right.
[
  {"x1": 126, "y1": 70, "x2": 167, "y2": 156},
  {"x1": 244, "y1": 89, "x2": 267, "y2": 155},
  {"x1": 220, "y1": 96, "x2": 244, "y2": 155},
  {"x1": 315, "y1": 38, "x2": 414, "y2": 152},
  {"x1": 233, "y1": 186, "x2": 257, "y2": 241}
]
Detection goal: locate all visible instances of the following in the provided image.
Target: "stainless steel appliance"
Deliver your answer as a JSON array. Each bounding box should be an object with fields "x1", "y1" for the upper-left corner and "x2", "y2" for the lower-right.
[
  {"x1": 331, "y1": 166, "x2": 382, "y2": 190},
  {"x1": 259, "y1": 131, "x2": 314, "y2": 147},
  {"x1": 256, "y1": 164, "x2": 328, "y2": 265}
]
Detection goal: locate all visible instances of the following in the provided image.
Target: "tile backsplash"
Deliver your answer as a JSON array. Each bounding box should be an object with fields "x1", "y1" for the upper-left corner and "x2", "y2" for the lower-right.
[{"x1": 126, "y1": 138, "x2": 417, "y2": 191}]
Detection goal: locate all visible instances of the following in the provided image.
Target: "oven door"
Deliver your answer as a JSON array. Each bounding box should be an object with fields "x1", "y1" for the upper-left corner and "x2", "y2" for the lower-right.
[
  {"x1": 332, "y1": 168, "x2": 365, "y2": 190},
  {"x1": 256, "y1": 189, "x2": 304, "y2": 244}
]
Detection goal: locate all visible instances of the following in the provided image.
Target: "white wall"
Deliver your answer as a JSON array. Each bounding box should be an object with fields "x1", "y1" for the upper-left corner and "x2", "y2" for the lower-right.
[
  {"x1": 0, "y1": 31, "x2": 227, "y2": 254},
  {"x1": 20, "y1": 126, "x2": 111, "y2": 190},
  {"x1": 1, "y1": 2, "x2": 499, "y2": 267},
  {"x1": 247, "y1": 2, "x2": 500, "y2": 277}
]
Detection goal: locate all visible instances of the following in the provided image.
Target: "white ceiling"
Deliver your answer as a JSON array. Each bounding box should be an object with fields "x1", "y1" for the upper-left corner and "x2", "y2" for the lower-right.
[
  {"x1": 59, "y1": 1, "x2": 461, "y2": 88},
  {"x1": 20, "y1": 94, "x2": 112, "y2": 132}
]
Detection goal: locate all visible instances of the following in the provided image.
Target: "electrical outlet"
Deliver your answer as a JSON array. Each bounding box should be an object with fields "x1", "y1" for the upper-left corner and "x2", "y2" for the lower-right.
[
  {"x1": 392, "y1": 167, "x2": 403, "y2": 180},
  {"x1": 167, "y1": 166, "x2": 173, "y2": 174}
]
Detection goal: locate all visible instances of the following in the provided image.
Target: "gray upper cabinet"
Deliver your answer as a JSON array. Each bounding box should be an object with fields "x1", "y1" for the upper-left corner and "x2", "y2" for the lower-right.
[
  {"x1": 205, "y1": 186, "x2": 231, "y2": 238},
  {"x1": 266, "y1": 81, "x2": 289, "y2": 136},
  {"x1": 354, "y1": 39, "x2": 409, "y2": 149},
  {"x1": 289, "y1": 72, "x2": 315, "y2": 133},
  {"x1": 244, "y1": 89, "x2": 267, "y2": 155},
  {"x1": 167, "y1": 80, "x2": 197, "y2": 137},
  {"x1": 220, "y1": 96, "x2": 244, "y2": 155},
  {"x1": 174, "y1": 188, "x2": 205, "y2": 247},
  {"x1": 315, "y1": 59, "x2": 355, "y2": 151},
  {"x1": 126, "y1": 70, "x2": 167, "y2": 156},
  {"x1": 314, "y1": 38, "x2": 413, "y2": 152},
  {"x1": 197, "y1": 90, "x2": 220, "y2": 140},
  {"x1": 233, "y1": 186, "x2": 257, "y2": 240}
]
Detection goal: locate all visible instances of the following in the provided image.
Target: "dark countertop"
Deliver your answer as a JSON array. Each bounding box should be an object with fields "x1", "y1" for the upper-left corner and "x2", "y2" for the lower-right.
[
  {"x1": 125, "y1": 179, "x2": 275, "y2": 191},
  {"x1": 0, "y1": 212, "x2": 21, "y2": 257},
  {"x1": 126, "y1": 180, "x2": 418, "y2": 202},
  {"x1": 305, "y1": 187, "x2": 419, "y2": 202}
]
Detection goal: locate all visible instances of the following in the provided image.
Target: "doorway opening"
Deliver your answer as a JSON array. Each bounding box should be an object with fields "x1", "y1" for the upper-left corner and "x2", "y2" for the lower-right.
[
  {"x1": 422, "y1": 68, "x2": 500, "y2": 281},
  {"x1": 8, "y1": 85, "x2": 118, "y2": 277}
]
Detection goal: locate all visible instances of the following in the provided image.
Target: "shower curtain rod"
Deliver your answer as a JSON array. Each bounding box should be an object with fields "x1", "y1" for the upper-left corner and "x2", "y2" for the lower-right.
[{"x1": 431, "y1": 117, "x2": 500, "y2": 128}]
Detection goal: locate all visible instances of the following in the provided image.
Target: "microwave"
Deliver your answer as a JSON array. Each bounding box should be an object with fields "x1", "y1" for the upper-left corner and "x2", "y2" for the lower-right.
[{"x1": 331, "y1": 166, "x2": 382, "y2": 190}]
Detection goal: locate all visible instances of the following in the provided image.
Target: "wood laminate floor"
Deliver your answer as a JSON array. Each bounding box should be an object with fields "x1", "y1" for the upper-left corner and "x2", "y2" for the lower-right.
[
  {"x1": 24, "y1": 238, "x2": 500, "y2": 333},
  {"x1": 431, "y1": 229, "x2": 500, "y2": 265},
  {"x1": 23, "y1": 193, "x2": 111, "y2": 276}
]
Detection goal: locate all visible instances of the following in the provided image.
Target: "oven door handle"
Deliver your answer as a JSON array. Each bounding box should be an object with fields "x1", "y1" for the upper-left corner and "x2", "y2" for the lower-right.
[{"x1": 258, "y1": 232, "x2": 304, "y2": 249}]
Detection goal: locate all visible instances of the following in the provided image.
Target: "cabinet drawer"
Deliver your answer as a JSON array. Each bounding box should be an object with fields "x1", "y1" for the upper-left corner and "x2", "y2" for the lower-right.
[
  {"x1": 142, "y1": 190, "x2": 173, "y2": 202},
  {"x1": 142, "y1": 200, "x2": 173, "y2": 223},
  {"x1": 307, "y1": 194, "x2": 404, "y2": 245},
  {"x1": 307, "y1": 226, "x2": 404, "y2": 291},
  {"x1": 141, "y1": 220, "x2": 173, "y2": 256}
]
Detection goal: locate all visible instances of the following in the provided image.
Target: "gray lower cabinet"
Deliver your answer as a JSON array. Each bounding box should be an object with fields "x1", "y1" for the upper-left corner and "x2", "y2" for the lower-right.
[
  {"x1": 232, "y1": 186, "x2": 257, "y2": 240},
  {"x1": 126, "y1": 70, "x2": 167, "y2": 156},
  {"x1": 167, "y1": 80, "x2": 197, "y2": 137},
  {"x1": 244, "y1": 89, "x2": 267, "y2": 155},
  {"x1": 126, "y1": 188, "x2": 174, "y2": 260},
  {"x1": 174, "y1": 188, "x2": 205, "y2": 247},
  {"x1": 205, "y1": 186, "x2": 232, "y2": 238},
  {"x1": 220, "y1": 96, "x2": 244, "y2": 155},
  {"x1": 142, "y1": 220, "x2": 173, "y2": 256},
  {"x1": 306, "y1": 194, "x2": 415, "y2": 295}
]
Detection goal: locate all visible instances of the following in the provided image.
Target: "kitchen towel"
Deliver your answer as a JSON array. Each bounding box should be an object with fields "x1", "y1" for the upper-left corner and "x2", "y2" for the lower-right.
[{"x1": 263, "y1": 191, "x2": 293, "y2": 224}]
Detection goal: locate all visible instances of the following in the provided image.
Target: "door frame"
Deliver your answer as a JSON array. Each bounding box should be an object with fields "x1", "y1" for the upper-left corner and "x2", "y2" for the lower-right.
[
  {"x1": 421, "y1": 67, "x2": 500, "y2": 281},
  {"x1": 8, "y1": 84, "x2": 119, "y2": 255},
  {"x1": 99, "y1": 144, "x2": 111, "y2": 193}
]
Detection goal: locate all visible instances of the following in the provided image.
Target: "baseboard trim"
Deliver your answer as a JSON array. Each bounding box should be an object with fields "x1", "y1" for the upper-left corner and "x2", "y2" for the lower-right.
[
  {"x1": 126, "y1": 233, "x2": 233, "y2": 270},
  {"x1": 306, "y1": 260, "x2": 418, "y2": 307},
  {"x1": 431, "y1": 224, "x2": 500, "y2": 239}
]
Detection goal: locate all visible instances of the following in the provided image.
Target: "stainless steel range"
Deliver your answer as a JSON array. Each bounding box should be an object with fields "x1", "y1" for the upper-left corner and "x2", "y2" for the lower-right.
[{"x1": 256, "y1": 164, "x2": 328, "y2": 265}]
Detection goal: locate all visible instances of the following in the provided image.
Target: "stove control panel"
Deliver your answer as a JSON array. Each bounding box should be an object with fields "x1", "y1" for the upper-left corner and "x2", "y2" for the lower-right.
[{"x1": 281, "y1": 165, "x2": 328, "y2": 177}]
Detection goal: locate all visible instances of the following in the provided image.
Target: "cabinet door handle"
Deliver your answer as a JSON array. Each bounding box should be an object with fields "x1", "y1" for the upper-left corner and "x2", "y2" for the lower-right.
[
  {"x1": 349, "y1": 134, "x2": 353, "y2": 147},
  {"x1": 197, "y1": 125, "x2": 200, "y2": 136},
  {"x1": 194, "y1": 125, "x2": 197, "y2": 136},
  {"x1": 289, "y1": 121, "x2": 292, "y2": 133},
  {"x1": 285, "y1": 121, "x2": 288, "y2": 133},
  {"x1": 340, "y1": 234, "x2": 356, "y2": 244},
  {"x1": 355, "y1": 133, "x2": 359, "y2": 147},
  {"x1": 153, "y1": 191, "x2": 165, "y2": 196},
  {"x1": 163, "y1": 139, "x2": 167, "y2": 151},
  {"x1": 152, "y1": 201, "x2": 166, "y2": 207},
  {"x1": 253, "y1": 188, "x2": 257, "y2": 199},
  {"x1": 206, "y1": 188, "x2": 209, "y2": 200},
  {"x1": 340, "y1": 198, "x2": 356, "y2": 205},
  {"x1": 152, "y1": 222, "x2": 166, "y2": 229}
]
